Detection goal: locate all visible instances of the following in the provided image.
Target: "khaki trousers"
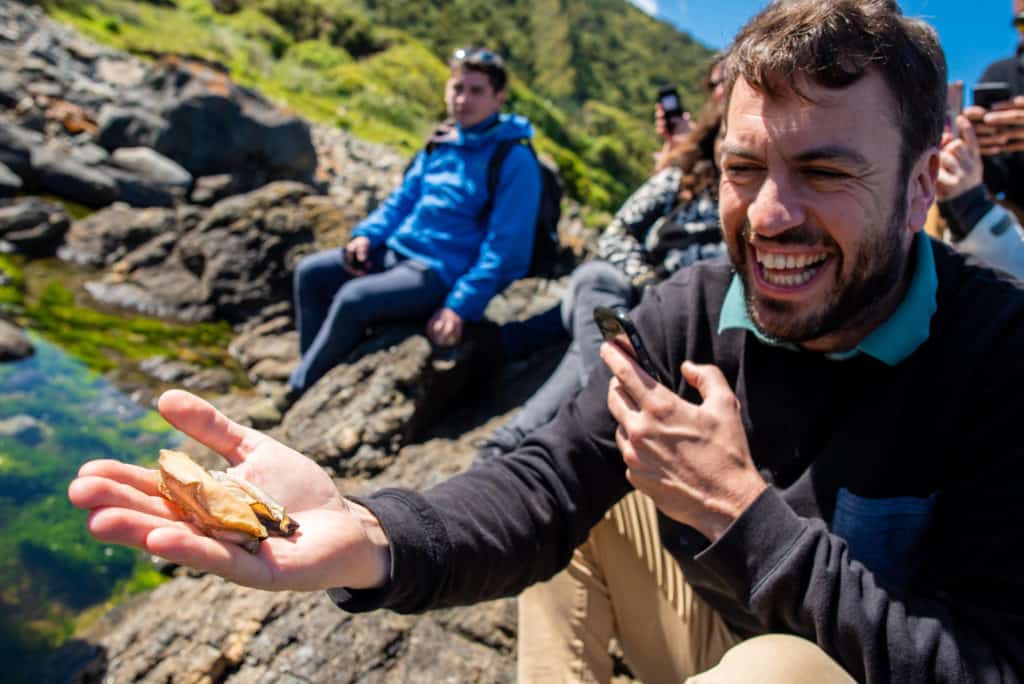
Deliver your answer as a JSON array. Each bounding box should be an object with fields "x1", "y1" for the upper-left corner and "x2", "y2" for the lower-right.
[{"x1": 517, "y1": 492, "x2": 855, "y2": 684}]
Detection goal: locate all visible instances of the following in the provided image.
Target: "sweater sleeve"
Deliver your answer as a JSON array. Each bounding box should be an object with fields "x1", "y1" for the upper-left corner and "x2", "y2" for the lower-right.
[
  {"x1": 444, "y1": 144, "x2": 541, "y2": 321},
  {"x1": 598, "y1": 167, "x2": 681, "y2": 280},
  {"x1": 940, "y1": 185, "x2": 1024, "y2": 279},
  {"x1": 351, "y1": 152, "x2": 424, "y2": 248}
]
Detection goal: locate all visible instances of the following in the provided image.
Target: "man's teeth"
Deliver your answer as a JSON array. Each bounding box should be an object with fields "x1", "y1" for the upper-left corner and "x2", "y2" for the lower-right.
[
  {"x1": 755, "y1": 250, "x2": 828, "y2": 270},
  {"x1": 754, "y1": 249, "x2": 828, "y2": 287}
]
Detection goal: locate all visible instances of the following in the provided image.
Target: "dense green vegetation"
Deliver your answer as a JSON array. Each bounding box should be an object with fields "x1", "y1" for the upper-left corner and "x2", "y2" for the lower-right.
[
  {"x1": 0, "y1": 336, "x2": 181, "y2": 682},
  {"x1": 42, "y1": 0, "x2": 715, "y2": 210}
]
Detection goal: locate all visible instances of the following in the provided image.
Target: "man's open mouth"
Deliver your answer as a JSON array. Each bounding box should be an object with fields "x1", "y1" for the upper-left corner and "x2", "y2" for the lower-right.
[{"x1": 752, "y1": 247, "x2": 831, "y2": 290}]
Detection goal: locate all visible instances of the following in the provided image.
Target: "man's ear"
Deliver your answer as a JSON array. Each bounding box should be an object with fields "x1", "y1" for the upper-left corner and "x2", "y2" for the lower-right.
[
  {"x1": 907, "y1": 148, "x2": 940, "y2": 235},
  {"x1": 495, "y1": 88, "x2": 508, "y2": 108}
]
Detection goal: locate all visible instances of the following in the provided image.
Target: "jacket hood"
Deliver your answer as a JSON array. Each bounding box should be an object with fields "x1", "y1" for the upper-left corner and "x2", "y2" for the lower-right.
[{"x1": 455, "y1": 113, "x2": 533, "y2": 147}]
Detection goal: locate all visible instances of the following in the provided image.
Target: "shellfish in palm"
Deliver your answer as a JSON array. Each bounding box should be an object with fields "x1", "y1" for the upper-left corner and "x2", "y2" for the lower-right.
[{"x1": 157, "y1": 449, "x2": 299, "y2": 553}]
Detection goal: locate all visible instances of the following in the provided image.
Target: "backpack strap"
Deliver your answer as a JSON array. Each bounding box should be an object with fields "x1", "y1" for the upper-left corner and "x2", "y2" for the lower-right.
[{"x1": 477, "y1": 138, "x2": 532, "y2": 224}]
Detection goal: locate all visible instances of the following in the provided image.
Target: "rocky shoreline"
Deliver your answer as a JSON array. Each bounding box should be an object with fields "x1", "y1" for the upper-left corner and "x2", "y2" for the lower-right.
[{"x1": 0, "y1": 2, "x2": 602, "y2": 681}]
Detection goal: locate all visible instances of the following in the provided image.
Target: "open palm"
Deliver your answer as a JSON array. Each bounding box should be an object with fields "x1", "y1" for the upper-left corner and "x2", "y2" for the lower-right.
[{"x1": 68, "y1": 390, "x2": 389, "y2": 592}]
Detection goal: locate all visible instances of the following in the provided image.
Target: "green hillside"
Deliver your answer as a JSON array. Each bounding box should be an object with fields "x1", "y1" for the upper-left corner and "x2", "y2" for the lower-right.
[{"x1": 42, "y1": 0, "x2": 714, "y2": 211}]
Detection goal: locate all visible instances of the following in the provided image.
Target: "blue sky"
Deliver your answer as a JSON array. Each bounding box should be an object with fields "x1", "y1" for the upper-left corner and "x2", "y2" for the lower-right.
[{"x1": 630, "y1": 0, "x2": 1017, "y2": 96}]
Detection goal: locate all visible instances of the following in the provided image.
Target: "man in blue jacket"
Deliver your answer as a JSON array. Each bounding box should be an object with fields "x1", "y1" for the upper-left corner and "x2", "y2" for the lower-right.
[{"x1": 265, "y1": 48, "x2": 541, "y2": 416}]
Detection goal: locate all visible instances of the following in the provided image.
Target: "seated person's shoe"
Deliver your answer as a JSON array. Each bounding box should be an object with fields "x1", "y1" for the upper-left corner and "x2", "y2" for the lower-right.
[{"x1": 270, "y1": 385, "x2": 301, "y2": 412}]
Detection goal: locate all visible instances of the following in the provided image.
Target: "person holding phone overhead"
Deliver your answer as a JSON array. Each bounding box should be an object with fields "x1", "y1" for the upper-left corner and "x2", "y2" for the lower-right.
[
  {"x1": 69, "y1": 2, "x2": 1024, "y2": 682},
  {"x1": 963, "y1": 0, "x2": 1024, "y2": 211},
  {"x1": 246, "y1": 47, "x2": 541, "y2": 425}
]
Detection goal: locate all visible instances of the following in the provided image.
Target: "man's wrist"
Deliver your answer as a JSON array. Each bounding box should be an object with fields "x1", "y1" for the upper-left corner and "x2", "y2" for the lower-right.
[
  {"x1": 695, "y1": 477, "x2": 769, "y2": 543},
  {"x1": 347, "y1": 501, "x2": 392, "y2": 589}
]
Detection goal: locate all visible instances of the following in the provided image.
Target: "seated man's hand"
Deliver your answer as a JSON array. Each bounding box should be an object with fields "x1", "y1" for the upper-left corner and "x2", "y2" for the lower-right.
[
  {"x1": 601, "y1": 342, "x2": 766, "y2": 542},
  {"x1": 344, "y1": 236, "x2": 372, "y2": 275},
  {"x1": 67, "y1": 390, "x2": 391, "y2": 592},
  {"x1": 937, "y1": 115, "x2": 984, "y2": 201},
  {"x1": 426, "y1": 307, "x2": 463, "y2": 347}
]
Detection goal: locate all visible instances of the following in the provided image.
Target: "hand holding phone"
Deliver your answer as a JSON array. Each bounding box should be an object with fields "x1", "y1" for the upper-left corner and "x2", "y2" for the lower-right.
[
  {"x1": 593, "y1": 305, "x2": 666, "y2": 385},
  {"x1": 973, "y1": 81, "x2": 1011, "y2": 110},
  {"x1": 344, "y1": 236, "x2": 371, "y2": 274},
  {"x1": 657, "y1": 85, "x2": 685, "y2": 137}
]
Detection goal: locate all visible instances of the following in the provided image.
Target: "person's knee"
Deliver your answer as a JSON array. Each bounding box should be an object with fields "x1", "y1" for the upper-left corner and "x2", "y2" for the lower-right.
[
  {"x1": 294, "y1": 249, "x2": 342, "y2": 293},
  {"x1": 569, "y1": 261, "x2": 631, "y2": 299},
  {"x1": 688, "y1": 634, "x2": 854, "y2": 684}
]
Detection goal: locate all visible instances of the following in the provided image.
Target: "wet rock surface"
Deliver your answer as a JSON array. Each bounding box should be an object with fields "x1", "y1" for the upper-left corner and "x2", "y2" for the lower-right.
[{"x1": 0, "y1": 316, "x2": 33, "y2": 361}]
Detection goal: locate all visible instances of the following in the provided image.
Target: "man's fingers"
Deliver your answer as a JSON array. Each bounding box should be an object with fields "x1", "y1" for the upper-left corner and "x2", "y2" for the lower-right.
[
  {"x1": 86, "y1": 506, "x2": 192, "y2": 549},
  {"x1": 157, "y1": 390, "x2": 254, "y2": 466},
  {"x1": 144, "y1": 526, "x2": 273, "y2": 589},
  {"x1": 607, "y1": 376, "x2": 642, "y2": 425},
  {"x1": 69, "y1": 473, "x2": 178, "y2": 518},
  {"x1": 600, "y1": 341, "x2": 657, "y2": 400},
  {"x1": 680, "y1": 361, "x2": 736, "y2": 411},
  {"x1": 959, "y1": 116, "x2": 980, "y2": 153},
  {"x1": 76, "y1": 459, "x2": 162, "y2": 496}
]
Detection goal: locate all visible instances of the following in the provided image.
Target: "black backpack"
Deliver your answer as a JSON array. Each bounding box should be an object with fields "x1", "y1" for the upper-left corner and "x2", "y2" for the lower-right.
[{"x1": 476, "y1": 138, "x2": 564, "y2": 279}]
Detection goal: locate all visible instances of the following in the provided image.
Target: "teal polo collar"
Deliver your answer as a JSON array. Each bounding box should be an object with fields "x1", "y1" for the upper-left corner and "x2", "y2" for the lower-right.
[{"x1": 717, "y1": 232, "x2": 938, "y2": 365}]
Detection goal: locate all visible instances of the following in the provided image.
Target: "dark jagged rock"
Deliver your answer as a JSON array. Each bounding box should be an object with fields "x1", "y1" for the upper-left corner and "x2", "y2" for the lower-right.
[
  {"x1": 0, "y1": 317, "x2": 33, "y2": 361},
  {"x1": 96, "y1": 104, "x2": 169, "y2": 151},
  {"x1": 29, "y1": 144, "x2": 117, "y2": 208},
  {"x1": 83, "y1": 181, "x2": 317, "y2": 324},
  {"x1": 105, "y1": 166, "x2": 177, "y2": 207},
  {"x1": 0, "y1": 196, "x2": 70, "y2": 256},
  {"x1": 60, "y1": 203, "x2": 181, "y2": 267},
  {"x1": 0, "y1": 120, "x2": 43, "y2": 179},
  {"x1": 0, "y1": 159, "x2": 22, "y2": 197},
  {"x1": 110, "y1": 146, "x2": 192, "y2": 190}
]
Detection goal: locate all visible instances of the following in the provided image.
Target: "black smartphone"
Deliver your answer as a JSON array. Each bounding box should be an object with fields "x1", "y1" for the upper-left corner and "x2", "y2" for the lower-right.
[
  {"x1": 657, "y1": 85, "x2": 685, "y2": 133},
  {"x1": 593, "y1": 305, "x2": 666, "y2": 385},
  {"x1": 973, "y1": 81, "x2": 1012, "y2": 109},
  {"x1": 345, "y1": 248, "x2": 367, "y2": 271}
]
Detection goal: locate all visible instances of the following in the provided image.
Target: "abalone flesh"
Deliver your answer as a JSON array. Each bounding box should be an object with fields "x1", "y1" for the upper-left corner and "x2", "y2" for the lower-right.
[{"x1": 157, "y1": 449, "x2": 299, "y2": 553}]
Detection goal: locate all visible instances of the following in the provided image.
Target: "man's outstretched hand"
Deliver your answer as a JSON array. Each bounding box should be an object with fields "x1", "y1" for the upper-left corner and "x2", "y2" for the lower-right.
[{"x1": 67, "y1": 389, "x2": 391, "y2": 593}]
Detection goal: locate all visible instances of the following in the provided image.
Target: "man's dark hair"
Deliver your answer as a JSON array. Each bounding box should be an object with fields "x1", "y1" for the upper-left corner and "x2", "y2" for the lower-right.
[
  {"x1": 724, "y1": 0, "x2": 947, "y2": 179},
  {"x1": 449, "y1": 47, "x2": 509, "y2": 93}
]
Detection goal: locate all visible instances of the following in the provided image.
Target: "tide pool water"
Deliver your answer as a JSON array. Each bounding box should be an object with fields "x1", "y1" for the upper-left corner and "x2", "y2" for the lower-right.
[{"x1": 0, "y1": 334, "x2": 181, "y2": 682}]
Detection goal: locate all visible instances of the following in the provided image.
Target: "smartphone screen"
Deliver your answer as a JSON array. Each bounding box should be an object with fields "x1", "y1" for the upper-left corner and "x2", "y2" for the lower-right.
[
  {"x1": 973, "y1": 81, "x2": 1011, "y2": 109},
  {"x1": 657, "y1": 86, "x2": 684, "y2": 121},
  {"x1": 593, "y1": 306, "x2": 666, "y2": 385}
]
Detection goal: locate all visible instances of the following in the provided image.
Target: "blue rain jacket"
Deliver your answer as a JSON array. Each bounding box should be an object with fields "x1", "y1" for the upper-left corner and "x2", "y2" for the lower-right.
[{"x1": 351, "y1": 113, "x2": 541, "y2": 321}]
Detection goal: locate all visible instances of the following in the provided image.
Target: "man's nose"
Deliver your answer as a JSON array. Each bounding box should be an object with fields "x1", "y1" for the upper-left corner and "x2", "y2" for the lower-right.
[{"x1": 747, "y1": 175, "x2": 805, "y2": 238}]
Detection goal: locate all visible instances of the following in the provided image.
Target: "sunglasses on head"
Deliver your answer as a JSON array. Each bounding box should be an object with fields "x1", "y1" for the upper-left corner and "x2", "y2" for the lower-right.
[{"x1": 451, "y1": 47, "x2": 502, "y2": 65}]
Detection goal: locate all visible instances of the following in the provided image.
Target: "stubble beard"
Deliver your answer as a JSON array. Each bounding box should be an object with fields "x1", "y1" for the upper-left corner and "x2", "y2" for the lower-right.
[{"x1": 732, "y1": 200, "x2": 910, "y2": 345}]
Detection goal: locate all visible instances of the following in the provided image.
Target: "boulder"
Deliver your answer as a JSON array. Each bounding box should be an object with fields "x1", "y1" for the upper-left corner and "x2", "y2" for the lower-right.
[
  {"x1": 143, "y1": 57, "x2": 317, "y2": 184},
  {"x1": 84, "y1": 181, "x2": 318, "y2": 325},
  {"x1": 60, "y1": 203, "x2": 181, "y2": 267},
  {"x1": 0, "y1": 120, "x2": 43, "y2": 179},
  {"x1": 0, "y1": 197, "x2": 70, "y2": 256},
  {"x1": 0, "y1": 160, "x2": 22, "y2": 197},
  {"x1": 105, "y1": 166, "x2": 176, "y2": 208},
  {"x1": 30, "y1": 144, "x2": 118, "y2": 208},
  {"x1": 111, "y1": 146, "x2": 192, "y2": 190},
  {"x1": 0, "y1": 318, "x2": 33, "y2": 361},
  {"x1": 0, "y1": 414, "x2": 48, "y2": 445},
  {"x1": 95, "y1": 104, "x2": 168, "y2": 151}
]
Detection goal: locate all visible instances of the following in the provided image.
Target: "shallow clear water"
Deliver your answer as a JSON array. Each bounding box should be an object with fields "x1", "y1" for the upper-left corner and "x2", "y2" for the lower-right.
[{"x1": 0, "y1": 334, "x2": 181, "y2": 681}]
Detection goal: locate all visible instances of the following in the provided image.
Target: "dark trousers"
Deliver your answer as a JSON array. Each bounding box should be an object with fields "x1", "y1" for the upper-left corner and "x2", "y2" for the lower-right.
[{"x1": 288, "y1": 246, "x2": 448, "y2": 393}]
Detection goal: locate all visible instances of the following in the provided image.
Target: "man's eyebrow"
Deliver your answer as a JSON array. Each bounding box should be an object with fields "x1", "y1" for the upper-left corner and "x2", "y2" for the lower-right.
[
  {"x1": 718, "y1": 144, "x2": 761, "y2": 161},
  {"x1": 792, "y1": 145, "x2": 870, "y2": 167}
]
